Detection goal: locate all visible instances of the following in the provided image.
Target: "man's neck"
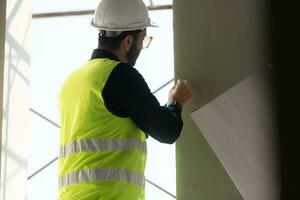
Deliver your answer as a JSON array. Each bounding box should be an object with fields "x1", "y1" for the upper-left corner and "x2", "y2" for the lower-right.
[{"x1": 99, "y1": 47, "x2": 127, "y2": 64}]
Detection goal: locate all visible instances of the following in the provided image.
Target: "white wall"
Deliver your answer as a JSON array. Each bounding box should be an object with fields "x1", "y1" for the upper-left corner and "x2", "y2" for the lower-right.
[{"x1": 0, "y1": 0, "x2": 31, "y2": 199}]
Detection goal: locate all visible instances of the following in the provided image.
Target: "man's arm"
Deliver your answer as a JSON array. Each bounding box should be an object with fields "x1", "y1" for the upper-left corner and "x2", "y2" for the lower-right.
[{"x1": 102, "y1": 63, "x2": 183, "y2": 144}]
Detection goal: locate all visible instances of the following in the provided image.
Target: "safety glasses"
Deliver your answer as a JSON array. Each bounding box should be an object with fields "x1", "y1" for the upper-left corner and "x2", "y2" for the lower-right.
[{"x1": 142, "y1": 35, "x2": 153, "y2": 49}]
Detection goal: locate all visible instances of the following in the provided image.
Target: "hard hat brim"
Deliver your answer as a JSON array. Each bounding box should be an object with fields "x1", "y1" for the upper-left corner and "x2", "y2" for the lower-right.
[
  {"x1": 91, "y1": 18, "x2": 159, "y2": 31},
  {"x1": 149, "y1": 21, "x2": 159, "y2": 28}
]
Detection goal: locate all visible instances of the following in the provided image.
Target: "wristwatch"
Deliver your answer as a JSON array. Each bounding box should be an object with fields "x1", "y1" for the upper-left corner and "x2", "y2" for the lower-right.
[{"x1": 167, "y1": 101, "x2": 182, "y2": 110}]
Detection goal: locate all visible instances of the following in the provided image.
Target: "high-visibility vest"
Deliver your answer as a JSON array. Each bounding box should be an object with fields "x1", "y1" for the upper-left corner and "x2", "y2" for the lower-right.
[{"x1": 58, "y1": 58, "x2": 147, "y2": 200}]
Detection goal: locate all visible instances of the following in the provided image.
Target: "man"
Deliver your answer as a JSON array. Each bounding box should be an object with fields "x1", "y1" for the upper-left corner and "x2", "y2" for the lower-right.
[{"x1": 58, "y1": 0, "x2": 192, "y2": 199}]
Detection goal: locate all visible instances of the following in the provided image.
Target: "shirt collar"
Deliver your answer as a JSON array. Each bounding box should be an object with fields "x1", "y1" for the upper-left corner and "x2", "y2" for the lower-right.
[{"x1": 90, "y1": 49, "x2": 121, "y2": 62}]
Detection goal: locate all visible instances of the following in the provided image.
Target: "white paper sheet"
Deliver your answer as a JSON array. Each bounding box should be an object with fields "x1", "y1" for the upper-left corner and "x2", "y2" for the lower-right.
[{"x1": 190, "y1": 71, "x2": 279, "y2": 200}]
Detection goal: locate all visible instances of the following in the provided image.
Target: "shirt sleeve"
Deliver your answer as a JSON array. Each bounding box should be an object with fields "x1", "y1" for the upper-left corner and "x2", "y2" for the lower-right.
[{"x1": 102, "y1": 63, "x2": 183, "y2": 144}]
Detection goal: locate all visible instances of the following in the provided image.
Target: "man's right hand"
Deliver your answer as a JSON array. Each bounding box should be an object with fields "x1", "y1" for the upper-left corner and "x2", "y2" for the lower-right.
[{"x1": 168, "y1": 79, "x2": 193, "y2": 107}]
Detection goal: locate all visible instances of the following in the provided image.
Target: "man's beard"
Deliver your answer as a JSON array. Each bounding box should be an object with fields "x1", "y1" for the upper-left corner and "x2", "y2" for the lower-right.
[{"x1": 126, "y1": 40, "x2": 141, "y2": 66}]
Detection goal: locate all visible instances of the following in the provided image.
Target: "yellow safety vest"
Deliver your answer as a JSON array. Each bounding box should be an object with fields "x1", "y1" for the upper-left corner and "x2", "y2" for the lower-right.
[{"x1": 58, "y1": 58, "x2": 147, "y2": 200}]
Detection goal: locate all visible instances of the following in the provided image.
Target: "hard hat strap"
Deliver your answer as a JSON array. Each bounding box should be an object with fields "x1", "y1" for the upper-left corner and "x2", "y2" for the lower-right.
[
  {"x1": 99, "y1": 29, "x2": 145, "y2": 38},
  {"x1": 99, "y1": 30, "x2": 123, "y2": 37}
]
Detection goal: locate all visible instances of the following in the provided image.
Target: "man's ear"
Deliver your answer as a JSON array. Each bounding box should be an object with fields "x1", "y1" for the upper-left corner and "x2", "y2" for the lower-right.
[{"x1": 123, "y1": 35, "x2": 133, "y2": 51}]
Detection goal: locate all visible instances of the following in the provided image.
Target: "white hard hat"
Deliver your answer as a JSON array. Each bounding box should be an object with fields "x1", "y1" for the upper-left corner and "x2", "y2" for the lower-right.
[{"x1": 91, "y1": 0, "x2": 158, "y2": 32}]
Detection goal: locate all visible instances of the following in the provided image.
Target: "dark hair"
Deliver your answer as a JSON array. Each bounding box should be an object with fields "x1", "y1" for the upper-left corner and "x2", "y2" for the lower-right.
[{"x1": 98, "y1": 30, "x2": 141, "y2": 50}]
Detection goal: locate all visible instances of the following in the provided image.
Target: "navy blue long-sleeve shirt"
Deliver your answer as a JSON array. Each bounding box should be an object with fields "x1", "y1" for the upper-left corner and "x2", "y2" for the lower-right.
[{"x1": 91, "y1": 49, "x2": 183, "y2": 144}]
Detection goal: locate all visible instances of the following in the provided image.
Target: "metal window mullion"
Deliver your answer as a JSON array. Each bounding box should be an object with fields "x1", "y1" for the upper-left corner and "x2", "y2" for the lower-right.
[
  {"x1": 32, "y1": 5, "x2": 173, "y2": 19},
  {"x1": 29, "y1": 108, "x2": 60, "y2": 129},
  {"x1": 27, "y1": 157, "x2": 58, "y2": 180},
  {"x1": 149, "y1": 0, "x2": 154, "y2": 7},
  {"x1": 152, "y1": 78, "x2": 174, "y2": 94},
  {"x1": 146, "y1": 178, "x2": 176, "y2": 199}
]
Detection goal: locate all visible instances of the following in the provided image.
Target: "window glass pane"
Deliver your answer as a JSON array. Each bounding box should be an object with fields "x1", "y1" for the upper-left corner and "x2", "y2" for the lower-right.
[
  {"x1": 32, "y1": 0, "x2": 98, "y2": 13},
  {"x1": 153, "y1": 80, "x2": 174, "y2": 105},
  {"x1": 28, "y1": 160, "x2": 58, "y2": 200},
  {"x1": 145, "y1": 137, "x2": 176, "y2": 195},
  {"x1": 28, "y1": 112, "x2": 59, "y2": 176},
  {"x1": 145, "y1": 0, "x2": 152, "y2": 6},
  {"x1": 136, "y1": 10, "x2": 174, "y2": 92},
  {"x1": 32, "y1": 0, "x2": 151, "y2": 13},
  {"x1": 31, "y1": 15, "x2": 95, "y2": 122},
  {"x1": 145, "y1": 181, "x2": 176, "y2": 200},
  {"x1": 145, "y1": 81, "x2": 176, "y2": 195}
]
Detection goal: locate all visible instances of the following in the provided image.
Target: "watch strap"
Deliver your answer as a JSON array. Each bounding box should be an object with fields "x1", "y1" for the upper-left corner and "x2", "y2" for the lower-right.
[{"x1": 167, "y1": 101, "x2": 182, "y2": 110}]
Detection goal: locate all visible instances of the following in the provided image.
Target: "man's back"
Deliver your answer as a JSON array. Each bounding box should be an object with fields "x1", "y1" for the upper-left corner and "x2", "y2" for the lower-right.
[{"x1": 58, "y1": 58, "x2": 147, "y2": 200}]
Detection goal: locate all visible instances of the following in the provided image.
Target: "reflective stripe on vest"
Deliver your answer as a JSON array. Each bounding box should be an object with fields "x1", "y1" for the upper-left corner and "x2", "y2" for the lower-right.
[
  {"x1": 59, "y1": 168, "x2": 145, "y2": 188},
  {"x1": 60, "y1": 137, "x2": 147, "y2": 158}
]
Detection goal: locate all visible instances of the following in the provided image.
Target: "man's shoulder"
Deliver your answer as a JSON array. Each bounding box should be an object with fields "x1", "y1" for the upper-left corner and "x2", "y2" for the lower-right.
[{"x1": 112, "y1": 62, "x2": 142, "y2": 79}]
